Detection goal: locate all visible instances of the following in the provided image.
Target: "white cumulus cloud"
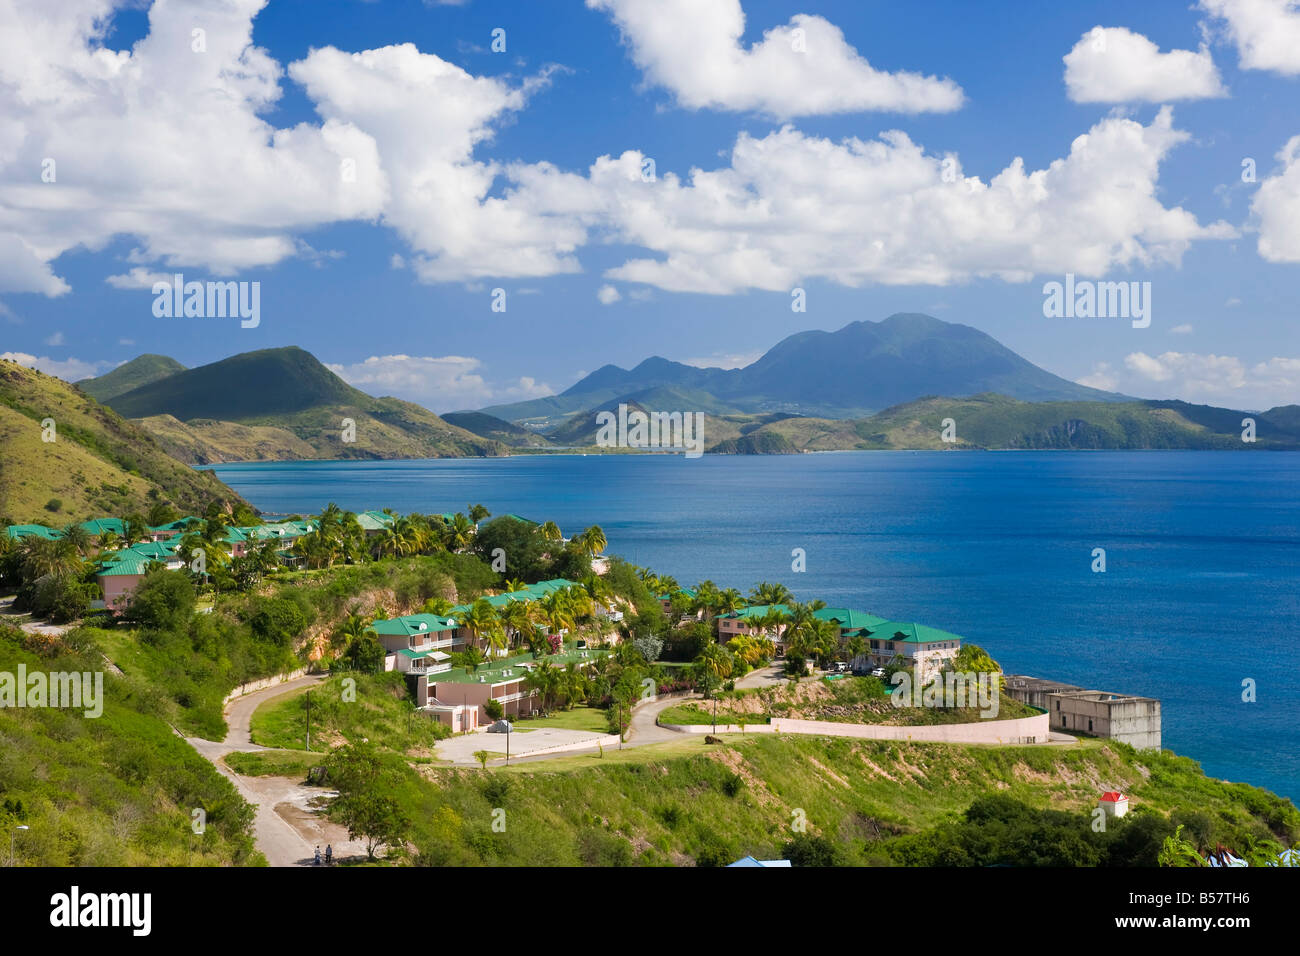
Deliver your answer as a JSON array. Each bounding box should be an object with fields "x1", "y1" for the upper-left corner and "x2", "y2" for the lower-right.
[
  {"x1": 510, "y1": 107, "x2": 1235, "y2": 294},
  {"x1": 596, "y1": 284, "x2": 621, "y2": 304},
  {"x1": 1079, "y1": 351, "x2": 1300, "y2": 408},
  {"x1": 327, "y1": 354, "x2": 554, "y2": 413},
  {"x1": 1064, "y1": 26, "x2": 1225, "y2": 102},
  {"x1": 1, "y1": 350, "x2": 109, "y2": 382},
  {"x1": 1253, "y1": 136, "x2": 1300, "y2": 262},
  {"x1": 1199, "y1": 0, "x2": 1300, "y2": 76},
  {"x1": 586, "y1": 0, "x2": 964, "y2": 117}
]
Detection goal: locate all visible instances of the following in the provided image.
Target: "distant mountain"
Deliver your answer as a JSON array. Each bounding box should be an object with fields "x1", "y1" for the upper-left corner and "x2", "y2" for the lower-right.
[
  {"x1": 0, "y1": 359, "x2": 248, "y2": 523},
  {"x1": 481, "y1": 313, "x2": 1128, "y2": 423},
  {"x1": 714, "y1": 394, "x2": 1300, "y2": 453},
  {"x1": 102, "y1": 347, "x2": 506, "y2": 462},
  {"x1": 78, "y1": 354, "x2": 186, "y2": 403}
]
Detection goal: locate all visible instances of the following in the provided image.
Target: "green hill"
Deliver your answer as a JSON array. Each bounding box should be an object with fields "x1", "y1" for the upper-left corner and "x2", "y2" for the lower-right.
[
  {"x1": 722, "y1": 394, "x2": 1300, "y2": 452},
  {"x1": 0, "y1": 358, "x2": 249, "y2": 523},
  {"x1": 440, "y1": 411, "x2": 553, "y2": 448},
  {"x1": 104, "y1": 347, "x2": 508, "y2": 461},
  {"x1": 77, "y1": 353, "x2": 186, "y2": 403}
]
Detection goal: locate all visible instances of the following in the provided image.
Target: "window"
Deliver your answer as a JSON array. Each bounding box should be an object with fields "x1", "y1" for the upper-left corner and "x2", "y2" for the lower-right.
[{"x1": 1088, "y1": 719, "x2": 1093, "y2": 732}]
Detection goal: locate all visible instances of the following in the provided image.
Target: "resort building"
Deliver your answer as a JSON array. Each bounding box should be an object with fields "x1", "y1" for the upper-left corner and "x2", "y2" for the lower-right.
[
  {"x1": 658, "y1": 587, "x2": 697, "y2": 616},
  {"x1": 355, "y1": 510, "x2": 396, "y2": 536},
  {"x1": 856, "y1": 621, "x2": 962, "y2": 681},
  {"x1": 715, "y1": 604, "x2": 792, "y2": 647},
  {"x1": 407, "y1": 643, "x2": 607, "y2": 725}
]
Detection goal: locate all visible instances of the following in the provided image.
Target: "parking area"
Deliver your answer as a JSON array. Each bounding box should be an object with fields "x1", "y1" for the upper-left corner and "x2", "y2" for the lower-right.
[{"x1": 435, "y1": 727, "x2": 611, "y2": 764}]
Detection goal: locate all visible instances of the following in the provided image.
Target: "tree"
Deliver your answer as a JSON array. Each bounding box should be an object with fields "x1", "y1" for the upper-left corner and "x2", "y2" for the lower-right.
[
  {"x1": 483, "y1": 699, "x2": 505, "y2": 722},
  {"x1": 124, "y1": 566, "x2": 196, "y2": 630},
  {"x1": 146, "y1": 500, "x2": 179, "y2": 527},
  {"x1": 461, "y1": 598, "x2": 504, "y2": 657},
  {"x1": 579, "y1": 525, "x2": 607, "y2": 557},
  {"x1": 473, "y1": 750, "x2": 492, "y2": 770},
  {"x1": 467, "y1": 503, "x2": 491, "y2": 524},
  {"x1": 749, "y1": 581, "x2": 793, "y2": 606},
  {"x1": 60, "y1": 522, "x2": 92, "y2": 557},
  {"x1": 453, "y1": 646, "x2": 487, "y2": 674},
  {"x1": 694, "y1": 643, "x2": 733, "y2": 698},
  {"x1": 324, "y1": 744, "x2": 408, "y2": 861}
]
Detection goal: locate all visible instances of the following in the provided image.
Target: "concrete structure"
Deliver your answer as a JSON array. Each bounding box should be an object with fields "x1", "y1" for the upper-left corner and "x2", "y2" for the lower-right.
[
  {"x1": 1005, "y1": 675, "x2": 1161, "y2": 749},
  {"x1": 1049, "y1": 689, "x2": 1162, "y2": 749},
  {"x1": 660, "y1": 711, "x2": 1051, "y2": 743},
  {"x1": 1003, "y1": 675, "x2": 1082, "y2": 709}
]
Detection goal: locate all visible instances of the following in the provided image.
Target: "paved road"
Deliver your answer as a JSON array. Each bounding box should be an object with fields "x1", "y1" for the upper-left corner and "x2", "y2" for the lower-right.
[{"x1": 184, "y1": 674, "x2": 368, "y2": 867}]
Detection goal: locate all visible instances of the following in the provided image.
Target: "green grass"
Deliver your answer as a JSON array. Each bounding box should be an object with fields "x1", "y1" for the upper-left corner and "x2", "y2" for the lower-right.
[
  {"x1": 396, "y1": 733, "x2": 1299, "y2": 866},
  {"x1": 0, "y1": 623, "x2": 261, "y2": 865},
  {"x1": 224, "y1": 749, "x2": 319, "y2": 778},
  {"x1": 510, "y1": 706, "x2": 610, "y2": 733},
  {"x1": 249, "y1": 671, "x2": 450, "y2": 754}
]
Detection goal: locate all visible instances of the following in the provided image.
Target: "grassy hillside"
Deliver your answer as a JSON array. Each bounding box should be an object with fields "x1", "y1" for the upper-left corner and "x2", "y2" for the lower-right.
[
  {"x1": 727, "y1": 394, "x2": 1300, "y2": 452},
  {"x1": 77, "y1": 354, "x2": 186, "y2": 403},
  {"x1": 133, "y1": 414, "x2": 321, "y2": 464},
  {"x1": 0, "y1": 623, "x2": 261, "y2": 866},
  {"x1": 105, "y1": 347, "x2": 508, "y2": 461},
  {"x1": 0, "y1": 359, "x2": 249, "y2": 523},
  {"x1": 441, "y1": 411, "x2": 553, "y2": 448}
]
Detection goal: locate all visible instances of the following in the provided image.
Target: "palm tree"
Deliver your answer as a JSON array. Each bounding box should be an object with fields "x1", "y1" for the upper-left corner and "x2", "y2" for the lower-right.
[
  {"x1": 503, "y1": 578, "x2": 528, "y2": 592},
  {"x1": 95, "y1": 530, "x2": 122, "y2": 553},
  {"x1": 537, "y1": 521, "x2": 562, "y2": 543},
  {"x1": 749, "y1": 581, "x2": 793, "y2": 606},
  {"x1": 60, "y1": 522, "x2": 92, "y2": 556},
  {"x1": 145, "y1": 500, "x2": 178, "y2": 527},
  {"x1": 716, "y1": 588, "x2": 746, "y2": 615},
  {"x1": 444, "y1": 513, "x2": 476, "y2": 551},
  {"x1": 461, "y1": 598, "x2": 503, "y2": 656},
  {"x1": 499, "y1": 599, "x2": 536, "y2": 651},
  {"x1": 422, "y1": 596, "x2": 454, "y2": 616},
  {"x1": 524, "y1": 661, "x2": 560, "y2": 713},
  {"x1": 467, "y1": 503, "x2": 491, "y2": 524},
  {"x1": 19, "y1": 537, "x2": 81, "y2": 583},
  {"x1": 694, "y1": 643, "x2": 733, "y2": 697},
  {"x1": 579, "y1": 525, "x2": 607, "y2": 557}
]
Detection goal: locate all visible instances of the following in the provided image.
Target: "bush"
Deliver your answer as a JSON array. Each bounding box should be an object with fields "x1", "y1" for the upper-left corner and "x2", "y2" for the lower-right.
[
  {"x1": 44, "y1": 498, "x2": 62, "y2": 512},
  {"x1": 125, "y1": 567, "x2": 196, "y2": 631}
]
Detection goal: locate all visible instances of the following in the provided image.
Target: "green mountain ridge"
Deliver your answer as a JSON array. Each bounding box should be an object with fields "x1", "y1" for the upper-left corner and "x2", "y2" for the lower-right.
[{"x1": 87, "y1": 347, "x2": 508, "y2": 462}]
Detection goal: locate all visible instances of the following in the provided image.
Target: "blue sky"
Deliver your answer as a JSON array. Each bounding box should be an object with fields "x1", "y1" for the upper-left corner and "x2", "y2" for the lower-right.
[{"x1": 1, "y1": 0, "x2": 1298, "y2": 411}]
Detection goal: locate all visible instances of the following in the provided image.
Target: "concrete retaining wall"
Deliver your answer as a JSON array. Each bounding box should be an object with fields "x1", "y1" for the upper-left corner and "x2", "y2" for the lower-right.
[
  {"x1": 661, "y1": 712, "x2": 1050, "y2": 744},
  {"x1": 222, "y1": 667, "x2": 312, "y2": 707}
]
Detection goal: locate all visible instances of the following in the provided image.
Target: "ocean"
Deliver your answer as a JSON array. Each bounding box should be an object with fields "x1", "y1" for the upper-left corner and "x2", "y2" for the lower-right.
[{"x1": 206, "y1": 451, "x2": 1300, "y2": 801}]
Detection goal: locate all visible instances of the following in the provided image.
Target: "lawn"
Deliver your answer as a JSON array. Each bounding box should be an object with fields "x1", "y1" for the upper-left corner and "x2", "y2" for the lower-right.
[
  {"x1": 510, "y1": 705, "x2": 610, "y2": 733},
  {"x1": 225, "y1": 749, "x2": 319, "y2": 778}
]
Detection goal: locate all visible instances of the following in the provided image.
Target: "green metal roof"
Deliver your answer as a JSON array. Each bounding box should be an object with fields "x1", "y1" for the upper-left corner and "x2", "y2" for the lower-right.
[
  {"x1": 371, "y1": 614, "x2": 458, "y2": 637},
  {"x1": 429, "y1": 643, "x2": 606, "y2": 685},
  {"x1": 815, "y1": 607, "x2": 889, "y2": 630},
  {"x1": 5, "y1": 524, "x2": 62, "y2": 540},
  {"x1": 866, "y1": 621, "x2": 964, "y2": 645},
  {"x1": 78, "y1": 518, "x2": 128, "y2": 536},
  {"x1": 719, "y1": 604, "x2": 790, "y2": 620},
  {"x1": 356, "y1": 511, "x2": 396, "y2": 531}
]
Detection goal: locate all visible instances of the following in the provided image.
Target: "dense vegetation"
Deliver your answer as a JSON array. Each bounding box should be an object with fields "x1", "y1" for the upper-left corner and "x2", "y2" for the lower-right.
[{"x1": 0, "y1": 622, "x2": 260, "y2": 866}]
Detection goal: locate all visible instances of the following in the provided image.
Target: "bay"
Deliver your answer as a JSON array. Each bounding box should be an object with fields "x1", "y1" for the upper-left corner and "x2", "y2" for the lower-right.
[{"x1": 207, "y1": 450, "x2": 1300, "y2": 801}]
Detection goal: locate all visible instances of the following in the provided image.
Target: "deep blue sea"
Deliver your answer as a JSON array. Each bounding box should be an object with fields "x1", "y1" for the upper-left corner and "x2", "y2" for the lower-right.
[{"x1": 207, "y1": 451, "x2": 1299, "y2": 802}]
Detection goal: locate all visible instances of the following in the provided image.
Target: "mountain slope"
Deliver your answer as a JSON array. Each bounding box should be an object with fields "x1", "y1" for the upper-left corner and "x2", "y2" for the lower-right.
[
  {"x1": 440, "y1": 411, "x2": 553, "y2": 448},
  {"x1": 77, "y1": 353, "x2": 187, "y2": 403},
  {"x1": 719, "y1": 394, "x2": 1300, "y2": 452},
  {"x1": 0, "y1": 359, "x2": 249, "y2": 523},
  {"x1": 482, "y1": 313, "x2": 1128, "y2": 422},
  {"x1": 104, "y1": 347, "x2": 507, "y2": 461}
]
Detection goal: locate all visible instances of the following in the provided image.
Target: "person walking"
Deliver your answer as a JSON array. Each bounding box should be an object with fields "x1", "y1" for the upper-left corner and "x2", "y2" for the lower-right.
[
  {"x1": 313, "y1": 845, "x2": 321, "y2": 866},
  {"x1": 325, "y1": 844, "x2": 333, "y2": 866}
]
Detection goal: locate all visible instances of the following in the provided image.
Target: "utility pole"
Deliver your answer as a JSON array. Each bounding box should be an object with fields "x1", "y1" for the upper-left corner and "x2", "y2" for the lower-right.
[
  {"x1": 305, "y1": 690, "x2": 311, "y2": 752},
  {"x1": 712, "y1": 696, "x2": 717, "y2": 735}
]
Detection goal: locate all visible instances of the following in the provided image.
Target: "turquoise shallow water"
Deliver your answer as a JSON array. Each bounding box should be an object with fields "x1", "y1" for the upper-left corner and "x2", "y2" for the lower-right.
[{"x1": 208, "y1": 451, "x2": 1300, "y2": 801}]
